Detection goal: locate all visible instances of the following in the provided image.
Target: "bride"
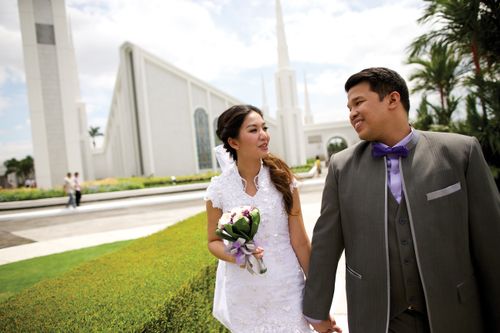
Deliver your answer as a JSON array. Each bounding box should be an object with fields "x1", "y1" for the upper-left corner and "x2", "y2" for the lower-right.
[{"x1": 205, "y1": 104, "x2": 318, "y2": 332}]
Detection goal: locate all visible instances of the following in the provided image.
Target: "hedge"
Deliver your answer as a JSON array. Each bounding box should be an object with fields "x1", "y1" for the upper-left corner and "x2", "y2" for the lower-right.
[
  {"x1": 0, "y1": 212, "x2": 227, "y2": 332},
  {"x1": 140, "y1": 264, "x2": 228, "y2": 333},
  {"x1": 0, "y1": 172, "x2": 219, "y2": 202}
]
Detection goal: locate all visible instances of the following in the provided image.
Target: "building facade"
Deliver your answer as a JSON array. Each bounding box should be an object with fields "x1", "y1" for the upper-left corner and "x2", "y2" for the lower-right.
[
  {"x1": 93, "y1": 43, "x2": 282, "y2": 179},
  {"x1": 19, "y1": 0, "x2": 358, "y2": 185},
  {"x1": 18, "y1": 0, "x2": 93, "y2": 188}
]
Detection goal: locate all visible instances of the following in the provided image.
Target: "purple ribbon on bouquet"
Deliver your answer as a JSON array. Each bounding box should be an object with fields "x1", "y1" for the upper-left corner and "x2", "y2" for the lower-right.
[
  {"x1": 226, "y1": 238, "x2": 266, "y2": 274},
  {"x1": 227, "y1": 238, "x2": 256, "y2": 265}
]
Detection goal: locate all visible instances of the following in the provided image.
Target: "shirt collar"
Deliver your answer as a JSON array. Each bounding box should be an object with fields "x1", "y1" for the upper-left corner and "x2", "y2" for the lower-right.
[{"x1": 377, "y1": 127, "x2": 415, "y2": 149}]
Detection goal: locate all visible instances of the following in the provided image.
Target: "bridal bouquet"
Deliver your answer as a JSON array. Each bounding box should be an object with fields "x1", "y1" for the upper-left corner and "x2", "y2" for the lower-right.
[{"x1": 216, "y1": 206, "x2": 267, "y2": 274}]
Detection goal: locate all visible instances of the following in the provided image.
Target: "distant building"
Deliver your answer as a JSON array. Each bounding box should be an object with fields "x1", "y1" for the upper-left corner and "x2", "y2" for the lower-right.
[
  {"x1": 18, "y1": 0, "x2": 93, "y2": 188},
  {"x1": 18, "y1": 0, "x2": 358, "y2": 186},
  {"x1": 92, "y1": 0, "x2": 357, "y2": 179}
]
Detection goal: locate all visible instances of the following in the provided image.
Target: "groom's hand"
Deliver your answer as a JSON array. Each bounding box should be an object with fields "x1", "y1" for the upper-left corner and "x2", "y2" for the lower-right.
[{"x1": 310, "y1": 316, "x2": 342, "y2": 333}]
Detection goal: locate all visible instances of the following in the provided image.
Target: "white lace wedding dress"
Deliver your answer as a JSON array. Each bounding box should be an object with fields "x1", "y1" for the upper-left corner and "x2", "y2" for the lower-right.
[{"x1": 205, "y1": 163, "x2": 313, "y2": 333}]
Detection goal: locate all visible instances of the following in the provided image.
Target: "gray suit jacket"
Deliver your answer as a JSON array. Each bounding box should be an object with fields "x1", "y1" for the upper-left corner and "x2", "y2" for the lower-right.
[{"x1": 303, "y1": 130, "x2": 500, "y2": 333}]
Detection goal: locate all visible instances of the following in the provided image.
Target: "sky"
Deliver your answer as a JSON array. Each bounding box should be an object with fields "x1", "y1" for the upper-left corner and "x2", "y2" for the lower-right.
[{"x1": 0, "y1": 0, "x2": 429, "y2": 164}]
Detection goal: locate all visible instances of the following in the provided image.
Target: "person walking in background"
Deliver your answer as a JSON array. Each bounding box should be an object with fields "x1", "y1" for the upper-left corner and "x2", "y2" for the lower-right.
[
  {"x1": 314, "y1": 155, "x2": 322, "y2": 177},
  {"x1": 74, "y1": 172, "x2": 82, "y2": 206},
  {"x1": 63, "y1": 172, "x2": 76, "y2": 209},
  {"x1": 205, "y1": 105, "x2": 327, "y2": 332},
  {"x1": 303, "y1": 67, "x2": 500, "y2": 333}
]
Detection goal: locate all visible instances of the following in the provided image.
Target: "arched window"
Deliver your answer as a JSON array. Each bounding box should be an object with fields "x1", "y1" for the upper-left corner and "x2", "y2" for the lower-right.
[
  {"x1": 327, "y1": 136, "x2": 348, "y2": 158},
  {"x1": 194, "y1": 108, "x2": 212, "y2": 169},
  {"x1": 213, "y1": 117, "x2": 222, "y2": 146}
]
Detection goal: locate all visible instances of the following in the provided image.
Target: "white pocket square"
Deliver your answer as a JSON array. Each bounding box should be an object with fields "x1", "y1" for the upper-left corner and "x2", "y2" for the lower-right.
[{"x1": 426, "y1": 182, "x2": 461, "y2": 201}]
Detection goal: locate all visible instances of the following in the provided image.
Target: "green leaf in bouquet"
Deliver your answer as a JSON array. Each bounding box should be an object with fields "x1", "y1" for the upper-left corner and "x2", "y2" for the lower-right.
[
  {"x1": 249, "y1": 208, "x2": 261, "y2": 239},
  {"x1": 215, "y1": 228, "x2": 236, "y2": 242},
  {"x1": 222, "y1": 223, "x2": 241, "y2": 240},
  {"x1": 233, "y1": 217, "x2": 251, "y2": 240}
]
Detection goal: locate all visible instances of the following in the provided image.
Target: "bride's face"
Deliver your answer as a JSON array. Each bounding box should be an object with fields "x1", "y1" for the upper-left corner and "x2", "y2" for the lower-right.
[{"x1": 230, "y1": 111, "x2": 270, "y2": 160}]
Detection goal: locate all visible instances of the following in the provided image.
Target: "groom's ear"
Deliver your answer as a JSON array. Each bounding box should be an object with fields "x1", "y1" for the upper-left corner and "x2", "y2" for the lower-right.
[{"x1": 228, "y1": 137, "x2": 239, "y2": 151}]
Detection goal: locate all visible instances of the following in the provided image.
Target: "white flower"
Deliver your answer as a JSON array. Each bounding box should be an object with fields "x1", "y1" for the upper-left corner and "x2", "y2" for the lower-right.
[
  {"x1": 230, "y1": 206, "x2": 252, "y2": 223},
  {"x1": 218, "y1": 212, "x2": 233, "y2": 229}
]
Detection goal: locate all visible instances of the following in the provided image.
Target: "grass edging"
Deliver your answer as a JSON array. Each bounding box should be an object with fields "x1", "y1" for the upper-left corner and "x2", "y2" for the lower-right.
[
  {"x1": 0, "y1": 212, "x2": 225, "y2": 332},
  {"x1": 0, "y1": 240, "x2": 133, "y2": 304}
]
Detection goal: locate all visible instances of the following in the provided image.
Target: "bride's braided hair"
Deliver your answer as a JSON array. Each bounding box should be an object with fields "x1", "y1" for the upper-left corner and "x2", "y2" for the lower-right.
[{"x1": 216, "y1": 105, "x2": 294, "y2": 215}]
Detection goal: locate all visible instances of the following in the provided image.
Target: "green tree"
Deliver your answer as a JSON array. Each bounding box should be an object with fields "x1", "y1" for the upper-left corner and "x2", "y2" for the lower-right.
[
  {"x1": 18, "y1": 156, "x2": 34, "y2": 180},
  {"x1": 412, "y1": 96, "x2": 434, "y2": 131},
  {"x1": 88, "y1": 126, "x2": 104, "y2": 148},
  {"x1": 3, "y1": 158, "x2": 20, "y2": 177},
  {"x1": 3, "y1": 155, "x2": 34, "y2": 185},
  {"x1": 327, "y1": 137, "x2": 347, "y2": 159},
  {"x1": 408, "y1": 0, "x2": 500, "y2": 186},
  {"x1": 407, "y1": 42, "x2": 463, "y2": 125}
]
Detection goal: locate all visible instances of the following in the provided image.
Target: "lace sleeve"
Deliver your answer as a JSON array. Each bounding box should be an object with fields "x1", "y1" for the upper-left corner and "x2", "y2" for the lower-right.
[{"x1": 205, "y1": 176, "x2": 223, "y2": 209}]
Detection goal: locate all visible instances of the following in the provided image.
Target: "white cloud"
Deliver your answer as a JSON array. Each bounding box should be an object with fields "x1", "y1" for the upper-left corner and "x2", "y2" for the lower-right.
[
  {"x1": 65, "y1": 0, "x2": 428, "y2": 125},
  {"x1": 0, "y1": 140, "x2": 33, "y2": 164},
  {"x1": 0, "y1": 2, "x2": 25, "y2": 85},
  {"x1": 87, "y1": 116, "x2": 108, "y2": 130},
  {"x1": 1, "y1": 0, "x2": 429, "y2": 159},
  {"x1": 0, "y1": 95, "x2": 10, "y2": 115}
]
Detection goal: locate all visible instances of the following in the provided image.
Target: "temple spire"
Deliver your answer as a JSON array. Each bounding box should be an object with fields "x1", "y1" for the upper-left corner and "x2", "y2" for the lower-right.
[
  {"x1": 261, "y1": 74, "x2": 269, "y2": 116},
  {"x1": 304, "y1": 73, "x2": 314, "y2": 124},
  {"x1": 274, "y1": 0, "x2": 306, "y2": 166},
  {"x1": 276, "y1": 0, "x2": 290, "y2": 69}
]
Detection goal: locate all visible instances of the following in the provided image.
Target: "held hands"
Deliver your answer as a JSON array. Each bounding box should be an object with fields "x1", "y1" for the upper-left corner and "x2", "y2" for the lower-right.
[{"x1": 310, "y1": 315, "x2": 342, "y2": 333}]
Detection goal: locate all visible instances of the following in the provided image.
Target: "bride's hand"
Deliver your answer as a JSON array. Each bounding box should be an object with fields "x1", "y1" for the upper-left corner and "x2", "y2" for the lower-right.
[
  {"x1": 310, "y1": 315, "x2": 342, "y2": 333},
  {"x1": 252, "y1": 246, "x2": 264, "y2": 259},
  {"x1": 237, "y1": 247, "x2": 264, "y2": 268}
]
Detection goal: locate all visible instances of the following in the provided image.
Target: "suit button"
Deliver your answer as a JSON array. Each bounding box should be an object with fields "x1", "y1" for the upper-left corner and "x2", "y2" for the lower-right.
[
  {"x1": 401, "y1": 239, "x2": 409, "y2": 245},
  {"x1": 404, "y1": 258, "x2": 411, "y2": 265},
  {"x1": 399, "y1": 218, "x2": 407, "y2": 225}
]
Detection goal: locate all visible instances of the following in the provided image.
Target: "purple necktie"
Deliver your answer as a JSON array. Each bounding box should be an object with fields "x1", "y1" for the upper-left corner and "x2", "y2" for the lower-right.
[{"x1": 372, "y1": 144, "x2": 409, "y2": 158}]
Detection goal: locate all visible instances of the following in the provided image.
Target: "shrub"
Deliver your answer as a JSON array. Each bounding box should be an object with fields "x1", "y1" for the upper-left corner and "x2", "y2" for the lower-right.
[
  {"x1": 0, "y1": 188, "x2": 65, "y2": 202},
  {"x1": 141, "y1": 264, "x2": 228, "y2": 333},
  {"x1": 0, "y1": 172, "x2": 220, "y2": 202},
  {"x1": 0, "y1": 213, "x2": 226, "y2": 332}
]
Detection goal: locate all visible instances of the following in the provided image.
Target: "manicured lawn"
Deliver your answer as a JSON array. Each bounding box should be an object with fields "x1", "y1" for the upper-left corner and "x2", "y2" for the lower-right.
[
  {"x1": 0, "y1": 239, "x2": 133, "y2": 303},
  {"x1": 0, "y1": 213, "x2": 221, "y2": 332}
]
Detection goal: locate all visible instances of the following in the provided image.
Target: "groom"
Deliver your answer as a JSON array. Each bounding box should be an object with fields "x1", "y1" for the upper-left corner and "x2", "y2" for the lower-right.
[{"x1": 303, "y1": 67, "x2": 500, "y2": 333}]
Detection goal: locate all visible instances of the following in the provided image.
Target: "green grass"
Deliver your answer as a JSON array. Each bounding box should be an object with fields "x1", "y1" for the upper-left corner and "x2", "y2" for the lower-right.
[
  {"x1": 0, "y1": 212, "x2": 222, "y2": 332},
  {"x1": 0, "y1": 240, "x2": 133, "y2": 303}
]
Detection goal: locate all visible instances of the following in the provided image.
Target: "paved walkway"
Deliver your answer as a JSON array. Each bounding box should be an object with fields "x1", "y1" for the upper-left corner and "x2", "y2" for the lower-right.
[{"x1": 0, "y1": 175, "x2": 349, "y2": 330}]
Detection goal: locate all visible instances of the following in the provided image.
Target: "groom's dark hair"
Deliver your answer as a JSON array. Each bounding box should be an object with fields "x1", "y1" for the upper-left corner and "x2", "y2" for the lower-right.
[{"x1": 345, "y1": 67, "x2": 410, "y2": 113}]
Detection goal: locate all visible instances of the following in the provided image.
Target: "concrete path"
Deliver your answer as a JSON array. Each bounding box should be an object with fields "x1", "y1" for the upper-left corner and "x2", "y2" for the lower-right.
[{"x1": 0, "y1": 176, "x2": 349, "y2": 331}]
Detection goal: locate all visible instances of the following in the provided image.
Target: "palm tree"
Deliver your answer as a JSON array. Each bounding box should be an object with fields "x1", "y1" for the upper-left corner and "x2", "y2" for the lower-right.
[
  {"x1": 407, "y1": 42, "x2": 463, "y2": 126},
  {"x1": 408, "y1": 0, "x2": 499, "y2": 118},
  {"x1": 88, "y1": 126, "x2": 104, "y2": 148},
  {"x1": 408, "y1": 0, "x2": 500, "y2": 187},
  {"x1": 409, "y1": 1, "x2": 482, "y2": 75},
  {"x1": 412, "y1": 96, "x2": 434, "y2": 131}
]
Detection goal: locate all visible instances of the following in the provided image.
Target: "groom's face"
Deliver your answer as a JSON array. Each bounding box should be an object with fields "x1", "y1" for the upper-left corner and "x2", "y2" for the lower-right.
[{"x1": 347, "y1": 82, "x2": 391, "y2": 142}]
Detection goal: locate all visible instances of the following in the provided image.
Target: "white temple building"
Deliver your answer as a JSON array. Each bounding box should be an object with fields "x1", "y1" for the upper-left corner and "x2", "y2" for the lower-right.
[
  {"x1": 18, "y1": 0, "x2": 93, "y2": 188},
  {"x1": 18, "y1": 0, "x2": 359, "y2": 188}
]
